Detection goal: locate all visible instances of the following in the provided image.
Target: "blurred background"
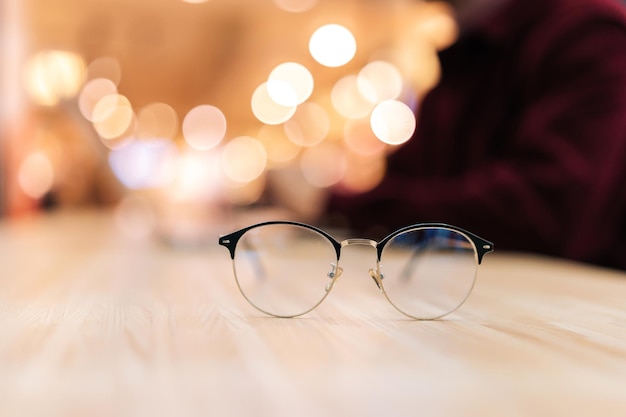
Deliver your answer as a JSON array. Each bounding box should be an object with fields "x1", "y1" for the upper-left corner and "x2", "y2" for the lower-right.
[{"x1": 0, "y1": 0, "x2": 457, "y2": 240}]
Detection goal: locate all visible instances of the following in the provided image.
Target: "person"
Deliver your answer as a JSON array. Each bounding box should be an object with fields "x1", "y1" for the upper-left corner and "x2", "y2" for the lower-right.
[{"x1": 325, "y1": 0, "x2": 626, "y2": 269}]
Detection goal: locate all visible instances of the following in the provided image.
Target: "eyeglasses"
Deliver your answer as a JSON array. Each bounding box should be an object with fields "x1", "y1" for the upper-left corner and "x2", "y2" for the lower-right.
[{"x1": 218, "y1": 221, "x2": 493, "y2": 320}]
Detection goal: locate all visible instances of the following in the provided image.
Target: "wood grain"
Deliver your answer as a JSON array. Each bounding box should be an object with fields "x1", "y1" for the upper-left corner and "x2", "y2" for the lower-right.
[{"x1": 1, "y1": 210, "x2": 625, "y2": 417}]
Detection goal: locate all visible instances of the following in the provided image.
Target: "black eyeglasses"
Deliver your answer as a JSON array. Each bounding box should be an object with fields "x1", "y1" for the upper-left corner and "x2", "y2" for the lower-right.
[{"x1": 219, "y1": 221, "x2": 493, "y2": 319}]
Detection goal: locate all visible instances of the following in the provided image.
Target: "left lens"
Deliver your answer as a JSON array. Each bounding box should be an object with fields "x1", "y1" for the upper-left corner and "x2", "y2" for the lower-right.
[
  {"x1": 379, "y1": 227, "x2": 478, "y2": 319},
  {"x1": 232, "y1": 223, "x2": 338, "y2": 317}
]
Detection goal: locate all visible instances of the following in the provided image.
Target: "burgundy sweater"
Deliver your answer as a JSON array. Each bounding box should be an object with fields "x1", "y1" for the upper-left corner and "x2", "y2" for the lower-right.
[{"x1": 328, "y1": 0, "x2": 626, "y2": 269}]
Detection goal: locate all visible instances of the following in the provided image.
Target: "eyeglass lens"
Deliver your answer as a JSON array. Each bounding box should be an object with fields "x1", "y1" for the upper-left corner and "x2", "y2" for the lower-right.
[
  {"x1": 232, "y1": 223, "x2": 338, "y2": 317},
  {"x1": 379, "y1": 228, "x2": 478, "y2": 319},
  {"x1": 231, "y1": 224, "x2": 479, "y2": 319}
]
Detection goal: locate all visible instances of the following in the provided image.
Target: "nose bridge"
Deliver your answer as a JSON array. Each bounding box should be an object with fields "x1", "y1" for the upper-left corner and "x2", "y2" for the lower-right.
[
  {"x1": 341, "y1": 238, "x2": 378, "y2": 249},
  {"x1": 339, "y1": 238, "x2": 383, "y2": 292}
]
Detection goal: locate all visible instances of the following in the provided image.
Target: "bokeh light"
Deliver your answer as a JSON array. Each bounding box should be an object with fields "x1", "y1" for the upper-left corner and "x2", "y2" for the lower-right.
[
  {"x1": 86, "y1": 56, "x2": 122, "y2": 86},
  {"x1": 341, "y1": 154, "x2": 386, "y2": 193},
  {"x1": 309, "y1": 24, "x2": 356, "y2": 68},
  {"x1": 92, "y1": 94, "x2": 135, "y2": 140},
  {"x1": 392, "y1": 38, "x2": 440, "y2": 94},
  {"x1": 221, "y1": 136, "x2": 268, "y2": 183},
  {"x1": 251, "y1": 82, "x2": 297, "y2": 125},
  {"x1": 137, "y1": 102, "x2": 179, "y2": 141},
  {"x1": 224, "y1": 176, "x2": 266, "y2": 206},
  {"x1": 13, "y1": 1, "x2": 450, "y2": 218},
  {"x1": 18, "y1": 152, "x2": 55, "y2": 199},
  {"x1": 267, "y1": 62, "x2": 314, "y2": 106},
  {"x1": 370, "y1": 100, "x2": 416, "y2": 145},
  {"x1": 257, "y1": 124, "x2": 301, "y2": 167},
  {"x1": 343, "y1": 117, "x2": 387, "y2": 156},
  {"x1": 331, "y1": 75, "x2": 374, "y2": 119},
  {"x1": 108, "y1": 139, "x2": 178, "y2": 190},
  {"x1": 170, "y1": 148, "x2": 223, "y2": 202},
  {"x1": 357, "y1": 60, "x2": 403, "y2": 103},
  {"x1": 78, "y1": 78, "x2": 118, "y2": 121},
  {"x1": 273, "y1": 0, "x2": 318, "y2": 13},
  {"x1": 284, "y1": 102, "x2": 330, "y2": 147},
  {"x1": 300, "y1": 143, "x2": 347, "y2": 187},
  {"x1": 98, "y1": 132, "x2": 135, "y2": 151},
  {"x1": 415, "y1": 2, "x2": 459, "y2": 50},
  {"x1": 182, "y1": 105, "x2": 227, "y2": 150},
  {"x1": 24, "y1": 50, "x2": 86, "y2": 106}
]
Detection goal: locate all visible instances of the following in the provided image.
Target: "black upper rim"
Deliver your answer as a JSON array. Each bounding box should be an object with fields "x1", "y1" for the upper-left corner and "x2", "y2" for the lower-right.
[{"x1": 219, "y1": 220, "x2": 494, "y2": 263}]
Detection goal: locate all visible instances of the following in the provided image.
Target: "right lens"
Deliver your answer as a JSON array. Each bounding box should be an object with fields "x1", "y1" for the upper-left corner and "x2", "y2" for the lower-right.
[
  {"x1": 379, "y1": 227, "x2": 478, "y2": 319},
  {"x1": 232, "y1": 223, "x2": 339, "y2": 317}
]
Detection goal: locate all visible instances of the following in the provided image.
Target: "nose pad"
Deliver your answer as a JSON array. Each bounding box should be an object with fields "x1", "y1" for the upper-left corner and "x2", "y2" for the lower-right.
[
  {"x1": 369, "y1": 268, "x2": 383, "y2": 292},
  {"x1": 325, "y1": 263, "x2": 343, "y2": 292}
]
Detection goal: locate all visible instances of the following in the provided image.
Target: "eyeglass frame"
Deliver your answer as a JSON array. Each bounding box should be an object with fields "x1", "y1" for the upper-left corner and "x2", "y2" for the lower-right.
[{"x1": 218, "y1": 221, "x2": 494, "y2": 319}]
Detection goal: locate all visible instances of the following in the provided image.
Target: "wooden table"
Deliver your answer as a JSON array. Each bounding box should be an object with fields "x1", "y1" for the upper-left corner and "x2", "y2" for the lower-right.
[{"x1": 1, "y1": 210, "x2": 625, "y2": 417}]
